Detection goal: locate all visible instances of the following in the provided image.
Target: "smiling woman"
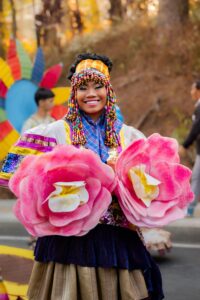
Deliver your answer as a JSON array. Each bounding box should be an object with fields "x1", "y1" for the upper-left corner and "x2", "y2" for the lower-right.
[{"x1": 1, "y1": 53, "x2": 164, "y2": 300}]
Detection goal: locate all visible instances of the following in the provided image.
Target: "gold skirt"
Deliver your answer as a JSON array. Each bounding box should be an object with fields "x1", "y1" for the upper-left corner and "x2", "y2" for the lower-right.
[{"x1": 27, "y1": 262, "x2": 149, "y2": 300}]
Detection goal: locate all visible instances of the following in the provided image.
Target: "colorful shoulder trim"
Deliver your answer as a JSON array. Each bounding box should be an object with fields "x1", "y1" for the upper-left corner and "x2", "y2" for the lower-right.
[
  {"x1": 0, "y1": 133, "x2": 57, "y2": 187},
  {"x1": 64, "y1": 121, "x2": 72, "y2": 145}
]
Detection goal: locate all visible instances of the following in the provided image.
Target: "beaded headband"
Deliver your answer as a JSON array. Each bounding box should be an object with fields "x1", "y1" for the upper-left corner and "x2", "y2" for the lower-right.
[{"x1": 75, "y1": 59, "x2": 110, "y2": 79}]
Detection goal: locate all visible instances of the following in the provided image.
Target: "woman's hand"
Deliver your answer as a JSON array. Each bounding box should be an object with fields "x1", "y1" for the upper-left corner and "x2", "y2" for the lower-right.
[
  {"x1": 107, "y1": 148, "x2": 118, "y2": 171},
  {"x1": 107, "y1": 159, "x2": 116, "y2": 171},
  {"x1": 178, "y1": 145, "x2": 186, "y2": 157}
]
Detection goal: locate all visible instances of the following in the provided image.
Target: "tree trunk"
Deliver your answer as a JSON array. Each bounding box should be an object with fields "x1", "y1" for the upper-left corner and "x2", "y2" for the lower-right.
[
  {"x1": 9, "y1": 0, "x2": 17, "y2": 38},
  {"x1": 35, "y1": 0, "x2": 65, "y2": 50},
  {"x1": 67, "y1": 0, "x2": 83, "y2": 35},
  {"x1": 32, "y1": 0, "x2": 40, "y2": 47},
  {"x1": 109, "y1": 0, "x2": 123, "y2": 22},
  {"x1": 0, "y1": 0, "x2": 5, "y2": 56},
  {"x1": 88, "y1": 0, "x2": 100, "y2": 26},
  {"x1": 157, "y1": 0, "x2": 189, "y2": 30}
]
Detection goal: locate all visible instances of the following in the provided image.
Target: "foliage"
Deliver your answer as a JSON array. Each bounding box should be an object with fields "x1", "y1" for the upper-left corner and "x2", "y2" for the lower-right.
[
  {"x1": 0, "y1": 0, "x2": 158, "y2": 53},
  {"x1": 171, "y1": 107, "x2": 192, "y2": 144},
  {"x1": 190, "y1": 0, "x2": 200, "y2": 21}
]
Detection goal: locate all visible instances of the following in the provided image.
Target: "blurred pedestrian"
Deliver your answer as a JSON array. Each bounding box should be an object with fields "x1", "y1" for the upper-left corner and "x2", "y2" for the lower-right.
[
  {"x1": 21, "y1": 87, "x2": 55, "y2": 249},
  {"x1": 180, "y1": 80, "x2": 200, "y2": 216},
  {"x1": 21, "y1": 87, "x2": 55, "y2": 133}
]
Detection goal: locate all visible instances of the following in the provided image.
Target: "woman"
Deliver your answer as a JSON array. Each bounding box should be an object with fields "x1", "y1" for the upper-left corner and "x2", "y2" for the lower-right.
[{"x1": 0, "y1": 53, "x2": 164, "y2": 299}]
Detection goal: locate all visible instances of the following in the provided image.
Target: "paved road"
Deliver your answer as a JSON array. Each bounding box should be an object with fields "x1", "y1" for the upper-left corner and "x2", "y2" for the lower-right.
[
  {"x1": 0, "y1": 221, "x2": 29, "y2": 248},
  {"x1": 153, "y1": 245, "x2": 200, "y2": 300}
]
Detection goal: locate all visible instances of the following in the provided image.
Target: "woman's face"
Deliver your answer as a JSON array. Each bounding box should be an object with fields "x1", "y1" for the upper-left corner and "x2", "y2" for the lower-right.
[{"x1": 76, "y1": 80, "x2": 107, "y2": 121}]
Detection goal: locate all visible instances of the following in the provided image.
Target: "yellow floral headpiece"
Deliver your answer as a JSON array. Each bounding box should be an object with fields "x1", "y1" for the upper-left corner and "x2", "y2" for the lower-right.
[{"x1": 75, "y1": 59, "x2": 110, "y2": 79}]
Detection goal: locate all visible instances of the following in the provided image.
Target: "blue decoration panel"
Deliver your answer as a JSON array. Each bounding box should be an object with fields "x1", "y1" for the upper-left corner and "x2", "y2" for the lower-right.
[{"x1": 5, "y1": 79, "x2": 38, "y2": 132}]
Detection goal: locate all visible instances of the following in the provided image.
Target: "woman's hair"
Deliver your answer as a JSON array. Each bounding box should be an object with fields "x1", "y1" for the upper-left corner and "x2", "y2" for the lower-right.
[
  {"x1": 34, "y1": 88, "x2": 55, "y2": 106},
  {"x1": 195, "y1": 80, "x2": 200, "y2": 90},
  {"x1": 67, "y1": 53, "x2": 113, "y2": 80}
]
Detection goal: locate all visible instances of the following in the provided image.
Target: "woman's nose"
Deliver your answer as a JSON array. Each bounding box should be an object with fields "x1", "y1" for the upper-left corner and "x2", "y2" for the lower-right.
[{"x1": 86, "y1": 87, "x2": 97, "y2": 97}]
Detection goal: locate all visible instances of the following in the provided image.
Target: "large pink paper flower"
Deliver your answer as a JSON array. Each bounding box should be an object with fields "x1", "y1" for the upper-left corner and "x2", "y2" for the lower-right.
[
  {"x1": 9, "y1": 145, "x2": 115, "y2": 237},
  {"x1": 115, "y1": 133, "x2": 194, "y2": 227}
]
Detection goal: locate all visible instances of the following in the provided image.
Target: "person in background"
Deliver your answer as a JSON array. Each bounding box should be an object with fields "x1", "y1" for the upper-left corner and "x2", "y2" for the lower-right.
[
  {"x1": 180, "y1": 80, "x2": 200, "y2": 216},
  {"x1": 21, "y1": 87, "x2": 55, "y2": 134},
  {"x1": 21, "y1": 87, "x2": 55, "y2": 249}
]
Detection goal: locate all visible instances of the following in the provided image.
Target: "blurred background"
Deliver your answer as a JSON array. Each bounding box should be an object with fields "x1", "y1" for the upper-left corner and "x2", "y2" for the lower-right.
[
  {"x1": 1, "y1": 0, "x2": 200, "y2": 150},
  {"x1": 1, "y1": 1, "x2": 200, "y2": 299},
  {"x1": 1, "y1": 0, "x2": 199, "y2": 194}
]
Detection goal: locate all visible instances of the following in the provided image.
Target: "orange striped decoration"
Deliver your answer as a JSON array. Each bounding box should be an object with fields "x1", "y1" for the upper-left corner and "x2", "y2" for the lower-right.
[
  {"x1": 6, "y1": 39, "x2": 21, "y2": 81},
  {"x1": 76, "y1": 59, "x2": 110, "y2": 79}
]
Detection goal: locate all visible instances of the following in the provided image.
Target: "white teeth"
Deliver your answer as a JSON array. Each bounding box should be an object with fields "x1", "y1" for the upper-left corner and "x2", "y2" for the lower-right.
[{"x1": 84, "y1": 100, "x2": 99, "y2": 104}]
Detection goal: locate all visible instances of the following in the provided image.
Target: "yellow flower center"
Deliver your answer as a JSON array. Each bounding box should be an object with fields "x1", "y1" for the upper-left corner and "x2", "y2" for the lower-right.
[
  {"x1": 129, "y1": 165, "x2": 161, "y2": 207},
  {"x1": 47, "y1": 181, "x2": 89, "y2": 213}
]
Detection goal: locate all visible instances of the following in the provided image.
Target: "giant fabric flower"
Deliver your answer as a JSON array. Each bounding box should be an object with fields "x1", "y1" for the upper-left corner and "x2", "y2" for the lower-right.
[
  {"x1": 115, "y1": 133, "x2": 194, "y2": 227},
  {"x1": 9, "y1": 145, "x2": 115, "y2": 237}
]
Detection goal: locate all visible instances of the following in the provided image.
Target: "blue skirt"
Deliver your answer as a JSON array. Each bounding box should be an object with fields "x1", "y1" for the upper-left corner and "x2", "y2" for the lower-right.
[{"x1": 35, "y1": 224, "x2": 164, "y2": 299}]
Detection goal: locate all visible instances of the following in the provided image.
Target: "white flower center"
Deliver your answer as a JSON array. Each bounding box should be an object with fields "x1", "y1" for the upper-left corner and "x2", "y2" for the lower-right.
[
  {"x1": 47, "y1": 181, "x2": 89, "y2": 212},
  {"x1": 128, "y1": 164, "x2": 161, "y2": 207}
]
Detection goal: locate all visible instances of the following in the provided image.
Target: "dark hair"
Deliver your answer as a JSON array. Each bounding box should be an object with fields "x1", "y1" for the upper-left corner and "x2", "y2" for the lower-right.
[
  {"x1": 34, "y1": 88, "x2": 55, "y2": 106},
  {"x1": 195, "y1": 80, "x2": 200, "y2": 90},
  {"x1": 67, "y1": 53, "x2": 113, "y2": 80}
]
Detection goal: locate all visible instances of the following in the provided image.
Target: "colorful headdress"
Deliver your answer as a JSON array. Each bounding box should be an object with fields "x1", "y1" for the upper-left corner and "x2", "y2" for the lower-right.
[
  {"x1": 66, "y1": 59, "x2": 119, "y2": 148},
  {"x1": 75, "y1": 59, "x2": 110, "y2": 80}
]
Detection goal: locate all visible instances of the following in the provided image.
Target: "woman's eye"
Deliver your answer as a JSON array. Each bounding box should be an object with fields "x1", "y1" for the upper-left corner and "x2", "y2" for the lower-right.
[
  {"x1": 79, "y1": 86, "x2": 87, "y2": 91},
  {"x1": 95, "y1": 84, "x2": 103, "y2": 89}
]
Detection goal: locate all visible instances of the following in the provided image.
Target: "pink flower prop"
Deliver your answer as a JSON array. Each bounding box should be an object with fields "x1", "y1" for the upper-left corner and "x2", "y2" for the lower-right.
[
  {"x1": 9, "y1": 145, "x2": 115, "y2": 237},
  {"x1": 115, "y1": 133, "x2": 194, "y2": 227}
]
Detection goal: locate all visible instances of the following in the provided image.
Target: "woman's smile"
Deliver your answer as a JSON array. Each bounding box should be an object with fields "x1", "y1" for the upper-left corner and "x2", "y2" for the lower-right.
[{"x1": 83, "y1": 98, "x2": 100, "y2": 105}]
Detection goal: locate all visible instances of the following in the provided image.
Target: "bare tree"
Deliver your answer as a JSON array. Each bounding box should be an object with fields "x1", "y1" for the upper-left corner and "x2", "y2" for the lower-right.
[
  {"x1": 35, "y1": 0, "x2": 64, "y2": 49},
  {"x1": 0, "y1": 0, "x2": 5, "y2": 56},
  {"x1": 9, "y1": 0, "x2": 17, "y2": 38},
  {"x1": 123, "y1": 0, "x2": 149, "y2": 18},
  {"x1": 109, "y1": 0, "x2": 124, "y2": 22},
  {"x1": 157, "y1": 0, "x2": 189, "y2": 30},
  {"x1": 67, "y1": 0, "x2": 84, "y2": 35}
]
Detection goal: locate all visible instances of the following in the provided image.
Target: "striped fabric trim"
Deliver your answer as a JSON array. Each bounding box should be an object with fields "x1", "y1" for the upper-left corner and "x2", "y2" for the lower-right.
[
  {"x1": 16, "y1": 141, "x2": 53, "y2": 153},
  {"x1": 10, "y1": 145, "x2": 43, "y2": 156},
  {"x1": 64, "y1": 122, "x2": 72, "y2": 145},
  {"x1": 16, "y1": 133, "x2": 57, "y2": 152},
  {"x1": 0, "y1": 133, "x2": 57, "y2": 186},
  {"x1": 0, "y1": 172, "x2": 12, "y2": 180},
  {"x1": 119, "y1": 127, "x2": 125, "y2": 150},
  {"x1": 0, "y1": 171, "x2": 12, "y2": 187},
  {"x1": 22, "y1": 133, "x2": 57, "y2": 143},
  {"x1": 0, "y1": 178, "x2": 9, "y2": 187}
]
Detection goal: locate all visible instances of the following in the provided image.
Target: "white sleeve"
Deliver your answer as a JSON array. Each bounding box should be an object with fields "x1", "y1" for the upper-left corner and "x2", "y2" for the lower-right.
[
  {"x1": 122, "y1": 124, "x2": 146, "y2": 148},
  {"x1": 26, "y1": 120, "x2": 68, "y2": 145}
]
